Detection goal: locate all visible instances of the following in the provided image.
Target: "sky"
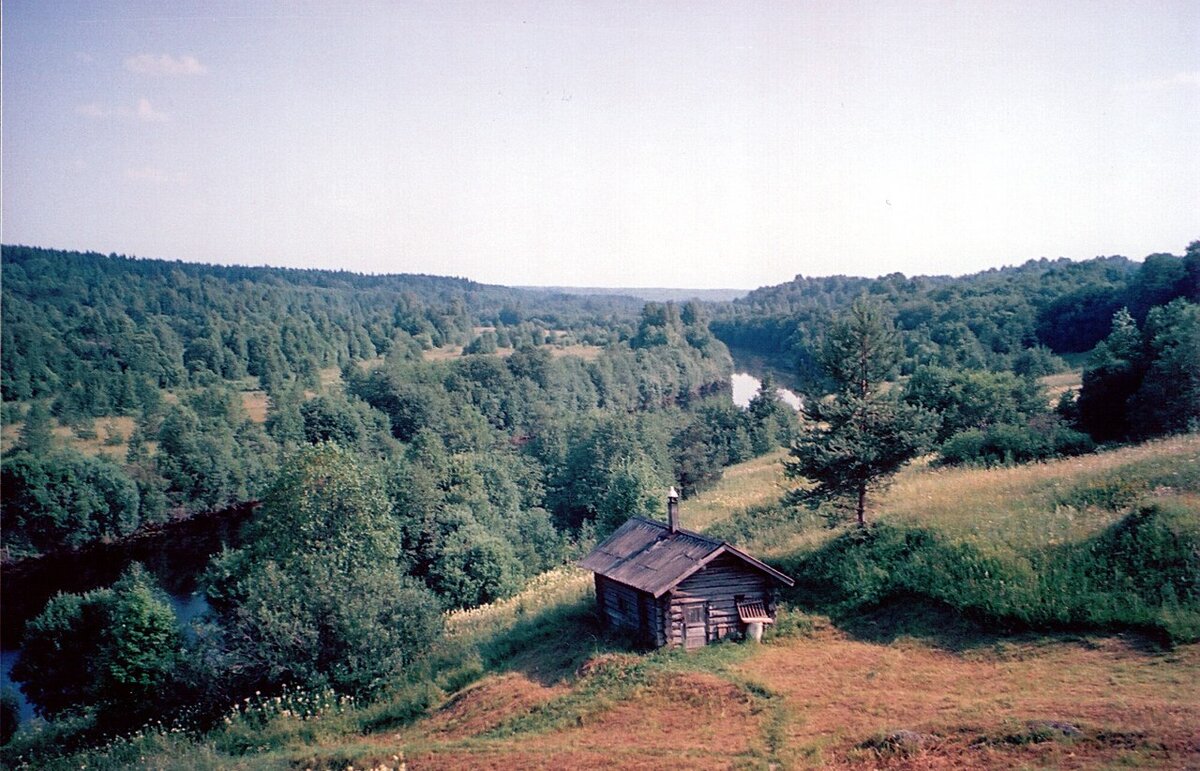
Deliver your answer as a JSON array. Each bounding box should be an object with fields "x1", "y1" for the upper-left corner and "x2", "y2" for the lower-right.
[{"x1": 2, "y1": 1, "x2": 1197, "y2": 289}]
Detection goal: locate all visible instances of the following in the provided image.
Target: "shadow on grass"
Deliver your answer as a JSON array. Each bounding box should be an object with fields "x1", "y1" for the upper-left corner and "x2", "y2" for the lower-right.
[
  {"x1": 825, "y1": 593, "x2": 1014, "y2": 651},
  {"x1": 814, "y1": 593, "x2": 1173, "y2": 655},
  {"x1": 473, "y1": 597, "x2": 643, "y2": 687}
]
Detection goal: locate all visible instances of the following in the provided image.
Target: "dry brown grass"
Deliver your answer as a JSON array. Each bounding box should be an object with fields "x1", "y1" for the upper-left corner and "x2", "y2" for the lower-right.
[
  {"x1": 740, "y1": 625, "x2": 1200, "y2": 769},
  {"x1": 402, "y1": 671, "x2": 762, "y2": 770},
  {"x1": 241, "y1": 390, "x2": 270, "y2": 423},
  {"x1": 422, "y1": 344, "x2": 606, "y2": 363},
  {"x1": 0, "y1": 419, "x2": 21, "y2": 455},
  {"x1": 390, "y1": 624, "x2": 1199, "y2": 770},
  {"x1": 2, "y1": 416, "x2": 138, "y2": 459},
  {"x1": 548, "y1": 344, "x2": 604, "y2": 361},
  {"x1": 422, "y1": 673, "x2": 568, "y2": 740},
  {"x1": 422, "y1": 346, "x2": 465, "y2": 361},
  {"x1": 318, "y1": 366, "x2": 343, "y2": 388},
  {"x1": 1039, "y1": 369, "x2": 1083, "y2": 402},
  {"x1": 445, "y1": 567, "x2": 593, "y2": 642}
]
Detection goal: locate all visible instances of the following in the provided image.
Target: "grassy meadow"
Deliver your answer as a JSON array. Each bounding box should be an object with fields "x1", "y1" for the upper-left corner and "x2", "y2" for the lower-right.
[{"x1": 6, "y1": 435, "x2": 1199, "y2": 769}]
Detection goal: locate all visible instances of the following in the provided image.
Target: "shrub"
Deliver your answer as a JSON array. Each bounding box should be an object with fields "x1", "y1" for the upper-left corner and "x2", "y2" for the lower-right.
[
  {"x1": 0, "y1": 690, "x2": 18, "y2": 745},
  {"x1": 201, "y1": 444, "x2": 443, "y2": 699},
  {"x1": 10, "y1": 564, "x2": 181, "y2": 723},
  {"x1": 937, "y1": 421, "x2": 1093, "y2": 467}
]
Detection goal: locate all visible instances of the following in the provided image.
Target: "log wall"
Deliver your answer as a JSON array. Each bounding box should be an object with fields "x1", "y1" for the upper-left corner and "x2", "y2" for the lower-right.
[
  {"x1": 594, "y1": 554, "x2": 778, "y2": 649},
  {"x1": 665, "y1": 554, "x2": 773, "y2": 648},
  {"x1": 596, "y1": 574, "x2": 661, "y2": 646}
]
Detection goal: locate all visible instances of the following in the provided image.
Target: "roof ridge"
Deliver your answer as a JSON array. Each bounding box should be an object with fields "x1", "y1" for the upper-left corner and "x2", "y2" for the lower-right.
[{"x1": 630, "y1": 516, "x2": 724, "y2": 546}]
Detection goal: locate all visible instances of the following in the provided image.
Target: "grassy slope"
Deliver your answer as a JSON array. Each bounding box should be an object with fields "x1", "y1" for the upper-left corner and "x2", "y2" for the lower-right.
[
  {"x1": 393, "y1": 436, "x2": 1200, "y2": 770},
  {"x1": 274, "y1": 438, "x2": 1200, "y2": 768},
  {"x1": 18, "y1": 437, "x2": 1200, "y2": 769}
]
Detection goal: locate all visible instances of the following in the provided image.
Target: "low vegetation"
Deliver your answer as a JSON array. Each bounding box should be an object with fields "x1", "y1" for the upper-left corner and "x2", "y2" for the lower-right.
[
  {"x1": 5, "y1": 432, "x2": 1197, "y2": 768},
  {"x1": 2, "y1": 243, "x2": 1197, "y2": 767}
]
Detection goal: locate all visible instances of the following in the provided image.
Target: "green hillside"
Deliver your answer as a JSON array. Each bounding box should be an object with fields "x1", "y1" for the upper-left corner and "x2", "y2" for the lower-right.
[{"x1": 7, "y1": 436, "x2": 1197, "y2": 769}]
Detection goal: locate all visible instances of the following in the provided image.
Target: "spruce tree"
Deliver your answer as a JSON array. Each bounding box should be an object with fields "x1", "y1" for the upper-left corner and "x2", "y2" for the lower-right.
[
  {"x1": 785, "y1": 299, "x2": 939, "y2": 527},
  {"x1": 17, "y1": 402, "x2": 55, "y2": 454}
]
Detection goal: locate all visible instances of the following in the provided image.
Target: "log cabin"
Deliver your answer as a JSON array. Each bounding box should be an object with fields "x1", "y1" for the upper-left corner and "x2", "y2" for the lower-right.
[{"x1": 579, "y1": 488, "x2": 794, "y2": 649}]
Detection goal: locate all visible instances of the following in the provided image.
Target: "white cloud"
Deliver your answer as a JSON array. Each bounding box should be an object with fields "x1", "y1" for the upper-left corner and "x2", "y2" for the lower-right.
[
  {"x1": 125, "y1": 166, "x2": 169, "y2": 183},
  {"x1": 76, "y1": 102, "x2": 108, "y2": 118},
  {"x1": 1119, "y1": 71, "x2": 1200, "y2": 92},
  {"x1": 75, "y1": 51, "x2": 95, "y2": 64},
  {"x1": 78, "y1": 98, "x2": 171, "y2": 122},
  {"x1": 136, "y1": 98, "x2": 169, "y2": 123},
  {"x1": 124, "y1": 53, "x2": 206, "y2": 76}
]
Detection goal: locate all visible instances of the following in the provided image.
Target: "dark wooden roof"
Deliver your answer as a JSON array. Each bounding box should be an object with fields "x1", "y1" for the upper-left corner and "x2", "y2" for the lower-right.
[{"x1": 578, "y1": 517, "x2": 794, "y2": 598}]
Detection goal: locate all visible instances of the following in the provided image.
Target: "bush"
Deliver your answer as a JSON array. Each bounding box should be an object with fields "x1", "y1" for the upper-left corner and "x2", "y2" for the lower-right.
[
  {"x1": 937, "y1": 421, "x2": 1093, "y2": 467},
  {"x1": 0, "y1": 690, "x2": 18, "y2": 745},
  {"x1": 201, "y1": 444, "x2": 444, "y2": 699},
  {"x1": 1, "y1": 449, "x2": 141, "y2": 556},
  {"x1": 10, "y1": 564, "x2": 181, "y2": 723}
]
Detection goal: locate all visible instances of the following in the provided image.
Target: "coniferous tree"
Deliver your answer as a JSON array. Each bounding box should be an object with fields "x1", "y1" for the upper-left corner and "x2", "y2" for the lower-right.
[
  {"x1": 785, "y1": 299, "x2": 939, "y2": 527},
  {"x1": 17, "y1": 402, "x2": 55, "y2": 454}
]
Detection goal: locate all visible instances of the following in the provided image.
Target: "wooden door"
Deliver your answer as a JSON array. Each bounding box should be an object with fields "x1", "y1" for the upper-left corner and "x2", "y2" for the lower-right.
[{"x1": 682, "y1": 601, "x2": 709, "y2": 649}]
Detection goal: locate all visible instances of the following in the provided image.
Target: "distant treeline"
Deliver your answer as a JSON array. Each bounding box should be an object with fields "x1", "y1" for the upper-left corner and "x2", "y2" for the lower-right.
[
  {"x1": 1, "y1": 245, "x2": 646, "y2": 413},
  {"x1": 710, "y1": 243, "x2": 1200, "y2": 388}
]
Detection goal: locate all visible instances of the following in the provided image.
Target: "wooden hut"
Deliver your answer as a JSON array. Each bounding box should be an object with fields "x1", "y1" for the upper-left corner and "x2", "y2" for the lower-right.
[{"x1": 579, "y1": 489, "x2": 794, "y2": 649}]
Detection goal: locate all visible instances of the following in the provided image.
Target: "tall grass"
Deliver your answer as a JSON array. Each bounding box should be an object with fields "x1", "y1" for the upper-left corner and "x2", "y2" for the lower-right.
[
  {"x1": 881, "y1": 434, "x2": 1200, "y2": 551},
  {"x1": 713, "y1": 435, "x2": 1200, "y2": 643},
  {"x1": 667, "y1": 436, "x2": 1199, "y2": 646},
  {"x1": 781, "y1": 497, "x2": 1200, "y2": 643},
  {"x1": 680, "y1": 448, "x2": 791, "y2": 531}
]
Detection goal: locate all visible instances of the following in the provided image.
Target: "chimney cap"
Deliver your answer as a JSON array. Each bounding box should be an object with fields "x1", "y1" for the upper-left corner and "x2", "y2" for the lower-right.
[{"x1": 668, "y1": 486, "x2": 679, "y2": 500}]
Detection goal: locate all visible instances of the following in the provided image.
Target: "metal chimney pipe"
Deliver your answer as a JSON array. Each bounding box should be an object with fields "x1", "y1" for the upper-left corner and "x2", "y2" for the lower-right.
[{"x1": 667, "y1": 486, "x2": 680, "y2": 533}]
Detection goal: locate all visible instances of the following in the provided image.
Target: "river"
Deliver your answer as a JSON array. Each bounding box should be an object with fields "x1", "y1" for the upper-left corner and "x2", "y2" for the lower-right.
[
  {"x1": 728, "y1": 348, "x2": 803, "y2": 411},
  {"x1": 0, "y1": 503, "x2": 251, "y2": 725},
  {"x1": 731, "y1": 372, "x2": 803, "y2": 411},
  {"x1": 1, "y1": 590, "x2": 211, "y2": 724}
]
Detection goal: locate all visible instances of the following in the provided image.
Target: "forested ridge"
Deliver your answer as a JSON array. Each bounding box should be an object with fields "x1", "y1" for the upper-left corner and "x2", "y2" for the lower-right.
[
  {"x1": 1, "y1": 244, "x2": 648, "y2": 408},
  {"x1": 710, "y1": 243, "x2": 1199, "y2": 385}
]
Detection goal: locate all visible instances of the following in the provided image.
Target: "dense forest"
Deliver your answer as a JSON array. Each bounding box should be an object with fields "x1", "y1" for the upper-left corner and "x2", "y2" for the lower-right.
[
  {"x1": 1, "y1": 241, "x2": 1197, "y2": 756},
  {"x1": 710, "y1": 243, "x2": 1199, "y2": 384},
  {"x1": 2, "y1": 246, "x2": 798, "y2": 564}
]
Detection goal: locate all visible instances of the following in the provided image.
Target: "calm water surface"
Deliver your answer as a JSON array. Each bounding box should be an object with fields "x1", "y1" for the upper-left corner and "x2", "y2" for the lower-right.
[{"x1": 731, "y1": 371, "x2": 802, "y2": 411}]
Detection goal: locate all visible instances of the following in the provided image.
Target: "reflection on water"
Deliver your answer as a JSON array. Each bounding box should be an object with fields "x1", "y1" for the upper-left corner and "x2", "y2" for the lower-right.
[
  {"x1": 731, "y1": 372, "x2": 802, "y2": 411},
  {"x1": 1, "y1": 648, "x2": 33, "y2": 723}
]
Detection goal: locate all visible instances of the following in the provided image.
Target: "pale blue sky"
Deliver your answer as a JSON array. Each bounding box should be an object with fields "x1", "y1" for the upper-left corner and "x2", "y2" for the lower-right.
[{"x1": 2, "y1": 1, "x2": 1197, "y2": 288}]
